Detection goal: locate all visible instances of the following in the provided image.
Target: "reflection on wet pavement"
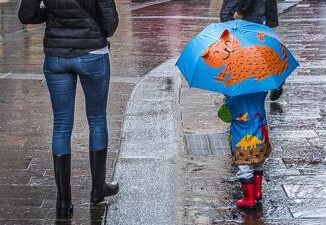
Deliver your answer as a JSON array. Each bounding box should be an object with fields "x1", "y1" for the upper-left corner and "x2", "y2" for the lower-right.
[
  {"x1": 90, "y1": 204, "x2": 106, "y2": 225},
  {"x1": 1, "y1": 0, "x2": 326, "y2": 224},
  {"x1": 269, "y1": 102, "x2": 284, "y2": 115},
  {"x1": 179, "y1": 0, "x2": 326, "y2": 224},
  {"x1": 0, "y1": 0, "x2": 221, "y2": 76},
  {"x1": 0, "y1": 0, "x2": 224, "y2": 224}
]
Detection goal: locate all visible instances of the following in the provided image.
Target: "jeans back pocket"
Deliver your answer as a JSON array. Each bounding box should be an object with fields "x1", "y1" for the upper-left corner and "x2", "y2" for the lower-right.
[{"x1": 79, "y1": 54, "x2": 107, "y2": 76}]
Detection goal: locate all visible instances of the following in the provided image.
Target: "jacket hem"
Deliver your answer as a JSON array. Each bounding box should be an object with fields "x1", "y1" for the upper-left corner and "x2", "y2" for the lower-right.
[{"x1": 231, "y1": 143, "x2": 272, "y2": 165}]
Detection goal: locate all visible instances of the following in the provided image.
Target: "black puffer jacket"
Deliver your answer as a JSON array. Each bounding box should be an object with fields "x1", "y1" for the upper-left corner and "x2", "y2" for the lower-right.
[{"x1": 18, "y1": 0, "x2": 119, "y2": 57}]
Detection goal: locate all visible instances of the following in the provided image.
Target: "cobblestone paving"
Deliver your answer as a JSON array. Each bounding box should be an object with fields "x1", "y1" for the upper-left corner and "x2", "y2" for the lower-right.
[
  {"x1": 0, "y1": 78, "x2": 134, "y2": 224},
  {"x1": 179, "y1": 0, "x2": 326, "y2": 224},
  {"x1": 1, "y1": 0, "x2": 326, "y2": 224},
  {"x1": 0, "y1": 0, "x2": 224, "y2": 224}
]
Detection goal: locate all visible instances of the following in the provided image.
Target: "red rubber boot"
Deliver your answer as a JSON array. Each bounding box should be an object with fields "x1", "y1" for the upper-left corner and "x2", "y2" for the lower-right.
[
  {"x1": 254, "y1": 171, "x2": 263, "y2": 200},
  {"x1": 236, "y1": 180, "x2": 256, "y2": 209}
]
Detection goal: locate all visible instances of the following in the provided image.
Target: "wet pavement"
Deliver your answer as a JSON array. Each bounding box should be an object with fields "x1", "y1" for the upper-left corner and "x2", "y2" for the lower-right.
[
  {"x1": 0, "y1": 0, "x2": 326, "y2": 224},
  {"x1": 0, "y1": 0, "x2": 221, "y2": 224},
  {"x1": 105, "y1": 60, "x2": 181, "y2": 225},
  {"x1": 179, "y1": 0, "x2": 326, "y2": 224}
]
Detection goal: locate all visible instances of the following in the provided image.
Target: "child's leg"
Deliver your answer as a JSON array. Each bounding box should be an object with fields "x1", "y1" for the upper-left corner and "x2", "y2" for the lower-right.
[
  {"x1": 253, "y1": 163, "x2": 263, "y2": 173},
  {"x1": 236, "y1": 165, "x2": 254, "y2": 181}
]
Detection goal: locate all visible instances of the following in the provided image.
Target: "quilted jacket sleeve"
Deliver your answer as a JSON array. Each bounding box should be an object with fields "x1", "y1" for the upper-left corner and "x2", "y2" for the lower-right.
[
  {"x1": 236, "y1": 0, "x2": 256, "y2": 15},
  {"x1": 220, "y1": 0, "x2": 237, "y2": 22},
  {"x1": 18, "y1": 0, "x2": 46, "y2": 24},
  {"x1": 97, "y1": 0, "x2": 119, "y2": 37}
]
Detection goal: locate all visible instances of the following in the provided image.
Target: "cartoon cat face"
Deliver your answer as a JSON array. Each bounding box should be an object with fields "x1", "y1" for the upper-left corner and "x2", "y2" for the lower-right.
[{"x1": 201, "y1": 30, "x2": 240, "y2": 68}]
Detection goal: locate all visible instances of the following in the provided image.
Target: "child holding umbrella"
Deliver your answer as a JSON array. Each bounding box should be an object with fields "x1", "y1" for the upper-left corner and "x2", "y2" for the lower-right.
[
  {"x1": 176, "y1": 20, "x2": 298, "y2": 209},
  {"x1": 218, "y1": 92, "x2": 270, "y2": 208}
]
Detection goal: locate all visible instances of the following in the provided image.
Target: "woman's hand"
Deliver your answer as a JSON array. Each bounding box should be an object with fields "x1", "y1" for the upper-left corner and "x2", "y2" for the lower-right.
[
  {"x1": 233, "y1": 11, "x2": 243, "y2": 19},
  {"x1": 18, "y1": 0, "x2": 47, "y2": 24}
]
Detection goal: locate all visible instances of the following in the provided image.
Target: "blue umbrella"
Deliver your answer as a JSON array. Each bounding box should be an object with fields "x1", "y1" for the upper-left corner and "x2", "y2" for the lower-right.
[{"x1": 176, "y1": 20, "x2": 299, "y2": 96}]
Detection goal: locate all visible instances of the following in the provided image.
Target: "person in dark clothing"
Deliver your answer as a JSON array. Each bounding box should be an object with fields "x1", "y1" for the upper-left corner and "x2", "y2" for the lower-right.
[
  {"x1": 18, "y1": 0, "x2": 119, "y2": 219},
  {"x1": 220, "y1": 0, "x2": 265, "y2": 24},
  {"x1": 269, "y1": 83, "x2": 284, "y2": 101},
  {"x1": 220, "y1": 0, "x2": 283, "y2": 101}
]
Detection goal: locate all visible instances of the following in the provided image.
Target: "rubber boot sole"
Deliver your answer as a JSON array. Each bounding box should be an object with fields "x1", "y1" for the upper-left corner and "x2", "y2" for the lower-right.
[
  {"x1": 91, "y1": 183, "x2": 120, "y2": 204},
  {"x1": 56, "y1": 205, "x2": 74, "y2": 219}
]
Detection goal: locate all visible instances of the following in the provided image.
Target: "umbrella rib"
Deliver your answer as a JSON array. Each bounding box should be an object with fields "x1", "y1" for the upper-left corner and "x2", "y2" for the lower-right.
[{"x1": 189, "y1": 58, "x2": 202, "y2": 88}]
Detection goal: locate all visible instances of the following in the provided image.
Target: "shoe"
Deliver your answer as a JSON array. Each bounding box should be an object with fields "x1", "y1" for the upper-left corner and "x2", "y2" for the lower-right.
[
  {"x1": 254, "y1": 171, "x2": 263, "y2": 200},
  {"x1": 270, "y1": 87, "x2": 283, "y2": 101},
  {"x1": 90, "y1": 149, "x2": 119, "y2": 204},
  {"x1": 53, "y1": 154, "x2": 74, "y2": 219},
  {"x1": 236, "y1": 178, "x2": 256, "y2": 209}
]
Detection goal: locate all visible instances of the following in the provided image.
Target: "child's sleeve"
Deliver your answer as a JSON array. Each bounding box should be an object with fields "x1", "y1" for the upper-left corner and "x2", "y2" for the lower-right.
[{"x1": 217, "y1": 104, "x2": 232, "y2": 123}]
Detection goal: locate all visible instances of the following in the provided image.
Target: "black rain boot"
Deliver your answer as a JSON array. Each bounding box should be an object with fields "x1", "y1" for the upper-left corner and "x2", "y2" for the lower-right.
[
  {"x1": 53, "y1": 154, "x2": 74, "y2": 219},
  {"x1": 90, "y1": 149, "x2": 119, "y2": 204}
]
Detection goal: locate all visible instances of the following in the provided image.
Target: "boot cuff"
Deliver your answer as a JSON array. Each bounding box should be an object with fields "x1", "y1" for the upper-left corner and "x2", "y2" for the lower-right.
[
  {"x1": 254, "y1": 171, "x2": 264, "y2": 176},
  {"x1": 240, "y1": 177, "x2": 254, "y2": 184}
]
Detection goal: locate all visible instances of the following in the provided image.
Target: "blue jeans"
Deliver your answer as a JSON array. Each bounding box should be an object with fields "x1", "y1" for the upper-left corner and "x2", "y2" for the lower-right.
[{"x1": 43, "y1": 53, "x2": 110, "y2": 156}]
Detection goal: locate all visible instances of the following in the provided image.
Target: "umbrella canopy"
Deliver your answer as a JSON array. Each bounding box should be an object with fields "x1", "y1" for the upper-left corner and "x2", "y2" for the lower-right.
[{"x1": 176, "y1": 20, "x2": 299, "y2": 96}]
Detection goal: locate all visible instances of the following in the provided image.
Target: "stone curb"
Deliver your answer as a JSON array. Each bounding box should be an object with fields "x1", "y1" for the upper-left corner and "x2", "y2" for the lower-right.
[
  {"x1": 278, "y1": 0, "x2": 301, "y2": 14},
  {"x1": 105, "y1": 58, "x2": 183, "y2": 225}
]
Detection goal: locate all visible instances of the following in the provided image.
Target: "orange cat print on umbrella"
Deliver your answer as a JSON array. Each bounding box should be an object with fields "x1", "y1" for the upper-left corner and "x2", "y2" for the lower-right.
[{"x1": 201, "y1": 30, "x2": 289, "y2": 86}]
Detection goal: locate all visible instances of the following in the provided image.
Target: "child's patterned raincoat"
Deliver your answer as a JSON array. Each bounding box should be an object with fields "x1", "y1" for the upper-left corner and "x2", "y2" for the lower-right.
[{"x1": 218, "y1": 92, "x2": 271, "y2": 165}]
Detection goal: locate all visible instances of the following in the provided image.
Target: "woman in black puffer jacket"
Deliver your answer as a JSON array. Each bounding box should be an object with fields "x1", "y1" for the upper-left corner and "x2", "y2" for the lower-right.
[{"x1": 18, "y1": 0, "x2": 119, "y2": 219}]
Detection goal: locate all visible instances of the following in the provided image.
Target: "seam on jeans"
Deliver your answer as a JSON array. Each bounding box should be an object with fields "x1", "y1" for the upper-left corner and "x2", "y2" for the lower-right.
[
  {"x1": 43, "y1": 56, "x2": 59, "y2": 76},
  {"x1": 104, "y1": 54, "x2": 111, "y2": 81},
  {"x1": 102, "y1": 54, "x2": 105, "y2": 77},
  {"x1": 78, "y1": 57, "x2": 88, "y2": 75}
]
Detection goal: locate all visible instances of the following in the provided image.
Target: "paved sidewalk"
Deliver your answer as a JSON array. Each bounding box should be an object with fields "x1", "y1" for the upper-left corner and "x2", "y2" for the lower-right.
[
  {"x1": 178, "y1": 1, "x2": 326, "y2": 224},
  {"x1": 105, "y1": 59, "x2": 182, "y2": 225},
  {"x1": 103, "y1": 2, "x2": 326, "y2": 224},
  {"x1": 1, "y1": 0, "x2": 325, "y2": 224},
  {"x1": 0, "y1": 77, "x2": 135, "y2": 224}
]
